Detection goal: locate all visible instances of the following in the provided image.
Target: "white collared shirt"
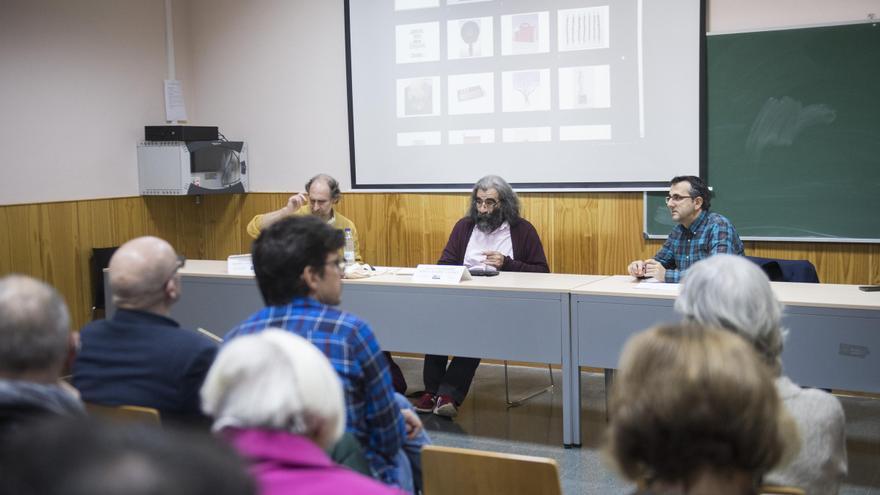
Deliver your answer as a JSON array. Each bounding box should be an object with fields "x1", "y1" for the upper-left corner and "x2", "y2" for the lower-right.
[{"x1": 463, "y1": 221, "x2": 513, "y2": 270}]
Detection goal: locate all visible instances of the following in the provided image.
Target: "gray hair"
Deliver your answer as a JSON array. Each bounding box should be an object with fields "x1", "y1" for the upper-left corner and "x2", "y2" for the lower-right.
[
  {"x1": 674, "y1": 254, "x2": 786, "y2": 374},
  {"x1": 200, "y1": 329, "x2": 346, "y2": 449},
  {"x1": 0, "y1": 274, "x2": 71, "y2": 374},
  {"x1": 468, "y1": 174, "x2": 521, "y2": 222}
]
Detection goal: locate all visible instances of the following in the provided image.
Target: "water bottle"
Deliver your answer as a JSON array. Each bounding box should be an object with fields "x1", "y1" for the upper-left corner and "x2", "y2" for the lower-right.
[{"x1": 343, "y1": 228, "x2": 355, "y2": 265}]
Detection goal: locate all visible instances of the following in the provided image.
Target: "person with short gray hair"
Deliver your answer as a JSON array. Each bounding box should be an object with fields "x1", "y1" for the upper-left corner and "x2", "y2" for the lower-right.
[
  {"x1": 73, "y1": 236, "x2": 218, "y2": 425},
  {"x1": 415, "y1": 175, "x2": 549, "y2": 418},
  {"x1": 0, "y1": 274, "x2": 83, "y2": 436},
  {"x1": 676, "y1": 254, "x2": 847, "y2": 495},
  {"x1": 201, "y1": 329, "x2": 400, "y2": 495}
]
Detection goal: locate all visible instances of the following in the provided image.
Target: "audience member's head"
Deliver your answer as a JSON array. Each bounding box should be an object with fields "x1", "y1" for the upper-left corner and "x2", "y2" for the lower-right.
[
  {"x1": 109, "y1": 236, "x2": 184, "y2": 315},
  {"x1": 675, "y1": 254, "x2": 786, "y2": 374},
  {"x1": 0, "y1": 274, "x2": 72, "y2": 382},
  {"x1": 606, "y1": 323, "x2": 797, "y2": 492},
  {"x1": 201, "y1": 329, "x2": 345, "y2": 450},
  {"x1": 0, "y1": 418, "x2": 255, "y2": 495},
  {"x1": 468, "y1": 174, "x2": 521, "y2": 233},
  {"x1": 252, "y1": 215, "x2": 345, "y2": 306}
]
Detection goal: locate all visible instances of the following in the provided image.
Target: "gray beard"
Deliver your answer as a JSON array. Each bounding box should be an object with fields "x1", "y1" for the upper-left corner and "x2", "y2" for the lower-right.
[{"x1": 474, "y1": 210, "x2": 504, "y2": 233}]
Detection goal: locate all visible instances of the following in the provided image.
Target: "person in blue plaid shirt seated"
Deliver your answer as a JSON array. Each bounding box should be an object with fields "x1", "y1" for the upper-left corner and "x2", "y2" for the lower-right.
[
  {"x1": 628, "y1": 175, "x2": 744, "y2": 283},
  {"x1": 225, "y1": 215, "x2": 429, "y2": 493}
]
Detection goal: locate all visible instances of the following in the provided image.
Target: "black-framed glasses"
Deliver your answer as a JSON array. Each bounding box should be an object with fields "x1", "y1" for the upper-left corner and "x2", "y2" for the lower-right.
[
  {"x1": 158, "y1": 255, "x2": 185, "y2": 290},
  {"x1": 326, "y1": 259, "x2": 346, "y2": 273},
  {"x1": 474, "y1": 198, "x2": 500, "y2": 208},
  {"x1": 665, "y1": 194, "x2": 694, "y2": 203}
]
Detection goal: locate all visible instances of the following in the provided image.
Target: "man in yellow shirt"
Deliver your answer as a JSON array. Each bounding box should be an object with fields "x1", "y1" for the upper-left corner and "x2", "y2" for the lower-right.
[{"x1": 246, "y1": 174, "x2": 362, "y2": 263}]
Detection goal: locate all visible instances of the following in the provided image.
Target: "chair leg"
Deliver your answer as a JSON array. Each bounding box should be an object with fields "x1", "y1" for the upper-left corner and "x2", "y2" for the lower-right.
[
  {"x1": 504, "y1": 361, "x2": 555, "y2": 408},
  {"x1": 604, "y1": 368, "x2": 615, "y2": 421}
]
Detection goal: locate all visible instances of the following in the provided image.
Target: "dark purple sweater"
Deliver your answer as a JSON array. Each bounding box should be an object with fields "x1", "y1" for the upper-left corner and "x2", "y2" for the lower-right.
[{"x1": 437, "y1": 217, "x2": 550, "y2": 273}]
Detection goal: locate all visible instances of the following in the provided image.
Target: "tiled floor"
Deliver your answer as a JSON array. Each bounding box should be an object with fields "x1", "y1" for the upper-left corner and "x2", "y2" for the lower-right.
[{"x1": 395, "y1": 357, "x2": 880, "y2": 495}]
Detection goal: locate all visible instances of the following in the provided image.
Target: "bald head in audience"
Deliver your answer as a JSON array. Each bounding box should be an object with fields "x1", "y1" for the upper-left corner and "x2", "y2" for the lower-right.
[
  {"x1": 0, "y1": 274, "x2": 75, "y2": 383},
  {"x1": 109, "y1": 236, "x2": 183, "y2": 315}
]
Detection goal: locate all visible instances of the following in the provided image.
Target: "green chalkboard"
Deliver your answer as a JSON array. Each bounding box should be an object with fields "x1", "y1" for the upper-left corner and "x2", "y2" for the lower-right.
[{"x1": 646, "y1": 22, "x2": 880, "y2": 242}]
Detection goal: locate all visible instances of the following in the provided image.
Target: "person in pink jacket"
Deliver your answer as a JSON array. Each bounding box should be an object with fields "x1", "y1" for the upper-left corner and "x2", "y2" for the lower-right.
[{"x1": 201, "y1": 329, "x2": 403, "y2": 495}]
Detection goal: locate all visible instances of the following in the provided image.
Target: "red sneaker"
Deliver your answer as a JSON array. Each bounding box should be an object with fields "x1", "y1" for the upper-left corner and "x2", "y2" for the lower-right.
[
  {"x1": 412, "y1": 392, "x2": 436, "y2": 413},
  {"x1": 433, "y1": 394, "x2": 458, "y2": 418}
]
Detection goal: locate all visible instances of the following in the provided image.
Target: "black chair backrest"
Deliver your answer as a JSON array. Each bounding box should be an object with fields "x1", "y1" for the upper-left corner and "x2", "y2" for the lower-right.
[
  {"x1": 91, "y1": 247, "x2": 119, "y2": 311},
  {"x1": 746, "y1": 256, "x2": 820, "y2": 283}
]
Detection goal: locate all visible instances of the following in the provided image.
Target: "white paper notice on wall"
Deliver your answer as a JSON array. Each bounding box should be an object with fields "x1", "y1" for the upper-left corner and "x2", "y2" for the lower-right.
[
  {"x1": 412, "y1": 264, "x2": 472, "y2": 284},
  {"x1": 164, "y1": 79, "x2": 188, "y2": 122}
]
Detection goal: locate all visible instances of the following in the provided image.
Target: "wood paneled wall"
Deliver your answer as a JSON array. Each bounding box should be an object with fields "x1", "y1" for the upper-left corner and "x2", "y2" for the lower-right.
[{"x1": 1, "y1": 193, "x2": 878, "y2": 330}]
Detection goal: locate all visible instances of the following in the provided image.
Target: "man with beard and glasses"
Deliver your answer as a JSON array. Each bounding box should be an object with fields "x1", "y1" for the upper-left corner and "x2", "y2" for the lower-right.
[{"x1": 413, "y1": 175, "x2": 549, "y2": 418}]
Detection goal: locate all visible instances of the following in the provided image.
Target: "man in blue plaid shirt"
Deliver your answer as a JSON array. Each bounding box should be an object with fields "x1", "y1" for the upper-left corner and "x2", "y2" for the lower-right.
[
  {"x1": 628, "y1": 175, "x2": 744, "y2": 283},
  {"x1": 225, "y1": 215, "x2": 428, "y2": 492}
]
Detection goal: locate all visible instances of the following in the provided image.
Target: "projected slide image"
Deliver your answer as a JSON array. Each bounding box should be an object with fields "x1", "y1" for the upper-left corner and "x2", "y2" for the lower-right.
[
  {"x1": 559, "y1": 125, "x2": 612, "y2": 141},
  {"x1": 502, "y1": 127, "x2": 552, "y2": 143},
  {"x1": 398, "y1": 131, "x2": 442, "y2": 147},
  {"x1": 448, "y1": 17, "x2": 493, "y2": 59},
  {"x1": 397, "y1": 77, "x2": 441, "y2": 118},
  {"x1": 449, "y1": 129, "x2": 495, "y2": 145},
  {"x1": 395, "y1": 0, "x2": 438, "y2": 11},
  {"x1": 500, "y1": 12, "x2": 550, "y2": 55},
  {"x1": 502, "y1": 69, "x2": 550, "y2": 112},
  {"x1": 559, "y1": 65, "x2": 611, "y2": 109},
  {"x1": 396, "y1": 22, "x2": 440, "y2": 64},
  {"x1": 558, "y1": 6, "x2": 610, "y2": 51},
  {"x1": 448, "y1": 73, "x2": 494, "y2": 115}
]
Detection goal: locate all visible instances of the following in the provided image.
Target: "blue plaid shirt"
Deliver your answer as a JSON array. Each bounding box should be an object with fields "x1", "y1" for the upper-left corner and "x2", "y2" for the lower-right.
[
  {"x1": 225, "y1": 297, "x2": 405, "y2": 486},
  {"x1": 654, "y1": 210, "x2": 744, "y2": 283}
]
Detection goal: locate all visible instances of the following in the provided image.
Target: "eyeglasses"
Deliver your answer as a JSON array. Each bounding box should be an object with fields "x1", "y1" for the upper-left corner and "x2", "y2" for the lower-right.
[
  {"x1": 325, "y1": 259, "x2": 346, "y2": 273},
  {"x1": 665, "y1": 194, "x2": 694, "y2": 203},
  {"x1": 157, "y1": 254, "x2": 185, "y2": 290},
  {"x1": 474, "y1": 198, "x2": 500, "y2": 208}
]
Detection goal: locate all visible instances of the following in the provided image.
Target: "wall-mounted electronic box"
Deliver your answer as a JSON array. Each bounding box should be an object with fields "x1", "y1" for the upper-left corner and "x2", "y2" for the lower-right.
[{"x1": 137, "y1": 126, "x2": 248, "y2": 195}]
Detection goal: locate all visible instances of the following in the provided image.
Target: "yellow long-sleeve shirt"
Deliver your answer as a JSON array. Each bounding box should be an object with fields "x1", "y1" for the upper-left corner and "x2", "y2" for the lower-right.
[{"x1": 246, "y1": 207, "x2": 363, "y2": 263}]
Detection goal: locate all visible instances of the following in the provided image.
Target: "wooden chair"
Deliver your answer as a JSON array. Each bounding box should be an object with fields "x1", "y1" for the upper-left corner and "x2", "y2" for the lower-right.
[
  {"x1": 422, "y1": 445, "x2": 562, "y2": 495},
  {"x1": 759, "y1": 486, "x2": 806, "y2": 495},
  {"x1": 84, "y1": 402, "x2": 161, "y2": 426}
]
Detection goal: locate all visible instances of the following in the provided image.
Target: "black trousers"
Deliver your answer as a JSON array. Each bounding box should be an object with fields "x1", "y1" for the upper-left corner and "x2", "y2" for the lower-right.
[
  {"x1": 384, "y1": 351, "x2": 408, "y2": 395},
  {"x1": 423, "y1": 354, "x2": 481, "y2": 404}
]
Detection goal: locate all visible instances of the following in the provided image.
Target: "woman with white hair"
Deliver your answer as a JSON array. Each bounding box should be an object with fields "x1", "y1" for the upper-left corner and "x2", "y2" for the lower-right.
[
  {"x1": 201, "y1": 329, "x2": 402, "y2": 495},
  {"x1": 676, "y1": 254, "x2": 847, "y2": 495}
]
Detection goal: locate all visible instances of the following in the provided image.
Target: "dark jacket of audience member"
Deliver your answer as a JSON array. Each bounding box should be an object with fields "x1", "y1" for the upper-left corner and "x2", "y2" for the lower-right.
[{"x1": 73, "y1": 308, "x2": 217, "y2": 423}]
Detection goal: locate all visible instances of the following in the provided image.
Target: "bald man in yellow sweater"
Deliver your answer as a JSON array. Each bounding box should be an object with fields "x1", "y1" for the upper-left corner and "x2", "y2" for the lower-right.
[{"x1": 246, "y1": 174, "x2": 362, "y2": 263}]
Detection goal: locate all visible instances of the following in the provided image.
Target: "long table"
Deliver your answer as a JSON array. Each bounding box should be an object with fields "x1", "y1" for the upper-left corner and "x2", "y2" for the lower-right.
[
  {"x1": 569, "y1": 275, "x2": 880, "y2": 445},
  {"x1": 106, "y1": 263, "x2": 880, "y2": 447},
  {"x1": 113, "y1": 261, "x2": 603, "y2": 446}
]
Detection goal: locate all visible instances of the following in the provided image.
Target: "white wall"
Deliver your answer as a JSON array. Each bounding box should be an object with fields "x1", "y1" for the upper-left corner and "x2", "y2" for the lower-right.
[
  {"x1": 2, "y1": 0, "x2": 877, "y2": 204},
  {"x1": 187, "y1": 0, "x2": 351, "y2": 193},
  {"x1": 0, "y1": 0, "x2": 169, "y2": 205}
]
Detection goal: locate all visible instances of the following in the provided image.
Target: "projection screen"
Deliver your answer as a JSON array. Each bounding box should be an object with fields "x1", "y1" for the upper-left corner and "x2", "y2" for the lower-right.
[{"x1": 346, "y1": 0, "x2": 704, "y2": 189}]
